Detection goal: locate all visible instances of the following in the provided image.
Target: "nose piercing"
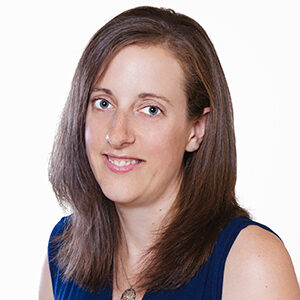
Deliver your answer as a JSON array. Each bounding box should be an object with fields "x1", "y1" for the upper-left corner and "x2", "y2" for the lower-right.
[{"x1": 105, "y1": 133, "x2": 111, "y2": 144}]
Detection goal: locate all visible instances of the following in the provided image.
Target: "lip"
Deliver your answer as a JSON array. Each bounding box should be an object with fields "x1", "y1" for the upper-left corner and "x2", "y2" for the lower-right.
[{"x1": 103, "y1": 154, "x2": 144, "y2": 173}]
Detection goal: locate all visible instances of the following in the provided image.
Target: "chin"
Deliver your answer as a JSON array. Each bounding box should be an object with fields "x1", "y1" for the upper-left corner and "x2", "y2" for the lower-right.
[{"x1": 101, "y1": 187, "x2": 139, "y2": 205}]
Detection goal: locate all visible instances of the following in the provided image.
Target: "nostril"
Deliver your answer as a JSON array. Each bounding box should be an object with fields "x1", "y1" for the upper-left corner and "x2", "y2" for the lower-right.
[
  {"x1": 105, "y1": 130, "x2": 135, "y2": 148},
  {"x1": 104, "y1": 114, "x2": 135, "y2": 148}
]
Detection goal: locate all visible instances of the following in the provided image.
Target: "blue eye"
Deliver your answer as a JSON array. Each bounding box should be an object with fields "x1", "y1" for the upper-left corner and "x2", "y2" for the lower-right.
[
  {"x1": 141, "y1": 106, "x2": 162, "y2": 116},
  {"x1": 94, "y1": 99, "x2": 112, "y2": 110}
]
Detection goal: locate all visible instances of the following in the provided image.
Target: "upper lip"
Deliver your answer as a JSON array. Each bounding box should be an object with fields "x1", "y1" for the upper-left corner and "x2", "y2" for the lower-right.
[{"x1": 103, "y1": 152, "x2": 144, "y2": 161}]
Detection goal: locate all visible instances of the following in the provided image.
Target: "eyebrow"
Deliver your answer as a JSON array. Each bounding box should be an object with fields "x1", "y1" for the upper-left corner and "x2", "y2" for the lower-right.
[
  {"x1": 90, "y1": 87, "x2": 171, "y2": 104},
  {"x1": 91, "y1": 87, "x2": 113, "y2": 95},
  {"x1": 138, "y1": 92, "x2": 171, "y2": 104}
]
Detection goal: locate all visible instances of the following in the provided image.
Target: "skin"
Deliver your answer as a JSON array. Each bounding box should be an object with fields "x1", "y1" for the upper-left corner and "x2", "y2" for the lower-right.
[
  {"x1": 39, "y1": 45, "x2": 300, "y2": 300},
  {"x1": 222, "y1": 225, "x2": 300, "y2": 299},
  {"x1": 85, "y1": 45, "x2": 206, "y2": 299},
  {"x1": 39, "y1": 256, "x2": 54, "y2": 300},
  {"x1": 85, "y1": 45, "x2": 203, "y2": 209}
]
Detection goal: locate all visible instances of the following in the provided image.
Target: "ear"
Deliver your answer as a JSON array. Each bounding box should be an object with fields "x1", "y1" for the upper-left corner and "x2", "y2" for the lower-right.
[{"x1": 185, "y1": 107, "x2": 210, "y2": 152}]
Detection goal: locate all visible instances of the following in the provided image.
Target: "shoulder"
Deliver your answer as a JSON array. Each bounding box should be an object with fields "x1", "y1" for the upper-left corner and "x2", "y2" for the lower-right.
[
  {"x1": 48, "y1": 215, "x2": 72, "y2": 267},
  {"x1": 222, "y1": 224, "x2": 300, "y2": 299},
  {"x1": 40, "y1": 217, "x2": 71, "y2": 300},
  {"x1": 48, "y1": 215, "x2": 71, "y2": 248},
  {"x1": 50, "y1": 215, "x2": 72, "y2": 237},
  {"x1": 39, "y1": 255, "x2": 54, "y2": 300}
]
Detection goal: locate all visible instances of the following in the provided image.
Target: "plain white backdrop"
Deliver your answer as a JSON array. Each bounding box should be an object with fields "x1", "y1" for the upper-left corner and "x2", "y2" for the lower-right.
[{"x1": 0, "y1": 0, "x2": 299, "y2": 298}]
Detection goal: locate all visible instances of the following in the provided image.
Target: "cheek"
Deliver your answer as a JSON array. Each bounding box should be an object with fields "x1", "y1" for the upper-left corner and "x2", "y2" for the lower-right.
[
  {"x1": 140, "y1": 123, "x2": 188, "y2": 161},
  {"x1": 85, "y1": 125, "x2": 92, "y2": 151},
  {"x1": 85, "y1": 118, "x2": 103, "y2": 156},
  {"x1": 85, "y1": 110, "x2": 113, "y2": 155},
  {"x1": 85, "y1": 123, "x2": 94, "y2": 157},
  {"x1": 84, "y1": 118, "x2": 106, "y2": 181}
]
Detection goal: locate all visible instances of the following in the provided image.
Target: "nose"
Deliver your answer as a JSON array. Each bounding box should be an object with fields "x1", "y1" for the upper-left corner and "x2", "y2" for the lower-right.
[{"x1": 106, "y1": 111, "x2": 135, "y2": 149}]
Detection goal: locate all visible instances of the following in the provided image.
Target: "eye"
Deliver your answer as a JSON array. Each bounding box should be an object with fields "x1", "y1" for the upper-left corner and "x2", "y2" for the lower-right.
[
  {"x1": 93, "y1": 98, "x2": 112, "y2": 110},
  {"x1": 140, "y1": 106, "x2": 162, "y2": 116}
]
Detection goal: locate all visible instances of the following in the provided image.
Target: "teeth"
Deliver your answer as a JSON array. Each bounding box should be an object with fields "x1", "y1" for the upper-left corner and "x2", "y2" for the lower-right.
[{"x1": 108, "y1": 156, "x2": 140, "y2": 167}]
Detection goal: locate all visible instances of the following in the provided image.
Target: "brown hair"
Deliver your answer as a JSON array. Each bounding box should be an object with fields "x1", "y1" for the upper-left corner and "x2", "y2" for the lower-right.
[{"x1": 49, "y1": 6, "x2": 249, "y2": 292}]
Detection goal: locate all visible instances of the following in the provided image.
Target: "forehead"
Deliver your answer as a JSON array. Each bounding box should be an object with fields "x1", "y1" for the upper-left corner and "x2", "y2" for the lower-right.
[{"x1": 92, "y1": 45, "x2": 187, "y2": 102}]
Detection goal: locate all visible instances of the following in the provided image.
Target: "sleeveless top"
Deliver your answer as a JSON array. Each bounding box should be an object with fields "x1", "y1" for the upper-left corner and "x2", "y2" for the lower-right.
[{"x1": 48, "y1": 216, "x2": 279, "y2": 299}]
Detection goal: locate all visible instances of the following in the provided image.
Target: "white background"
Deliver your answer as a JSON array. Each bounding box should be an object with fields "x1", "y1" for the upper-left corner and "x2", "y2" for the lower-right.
[{"x1": 0, "y1": 0, "x2": 299, "y2": 298}]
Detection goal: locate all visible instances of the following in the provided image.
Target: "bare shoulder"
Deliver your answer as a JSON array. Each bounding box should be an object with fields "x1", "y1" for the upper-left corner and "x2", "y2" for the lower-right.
[
  {"x1": 39, "y1": 255, "x2": 54, "y2": 300},
  {"x1": 222, "y1": 225, "x2": 300, "y2": 300}
]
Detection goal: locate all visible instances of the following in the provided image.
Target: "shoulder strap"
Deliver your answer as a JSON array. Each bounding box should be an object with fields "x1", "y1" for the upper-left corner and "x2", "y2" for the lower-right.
[
  {"x1": 203, "y1": 217, "x2": 280, "y2": 299},
  {"x1": 48, "y1": 216, "x2": 71, "y2": 262},
  {"x1": 48, "y1": 216, "x2": 71, "y2": 296}
]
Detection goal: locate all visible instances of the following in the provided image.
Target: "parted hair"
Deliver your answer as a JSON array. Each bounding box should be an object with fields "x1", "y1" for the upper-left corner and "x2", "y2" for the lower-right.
[{"x1": 49, "y1": 6, "x2": 249, "y2": 292}]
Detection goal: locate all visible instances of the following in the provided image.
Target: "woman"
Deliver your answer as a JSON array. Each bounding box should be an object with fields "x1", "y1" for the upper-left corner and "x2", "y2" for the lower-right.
[{"x1": 39, "y1": 6, "x2": 300, "y2": 300}]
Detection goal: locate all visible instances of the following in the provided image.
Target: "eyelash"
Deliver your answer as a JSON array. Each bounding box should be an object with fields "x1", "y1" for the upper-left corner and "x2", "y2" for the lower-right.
[
  {"x1": 92, "y1": 98, "x2": 163, "y2": 117},
  {"x1": 140, "y1": 106, "x2": 162, "y2": 117},
  {"x1": 93, "y1": 98, "x2": 112, "y2": 110}
]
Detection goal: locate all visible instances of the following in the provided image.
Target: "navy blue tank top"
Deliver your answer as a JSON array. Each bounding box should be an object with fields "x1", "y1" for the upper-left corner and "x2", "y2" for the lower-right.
[{"x1": 48, "y1": 216, "x2": 278, "y2": 299}]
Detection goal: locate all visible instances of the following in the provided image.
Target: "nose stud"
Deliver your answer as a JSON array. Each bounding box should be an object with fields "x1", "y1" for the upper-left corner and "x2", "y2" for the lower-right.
[{"x1": 105, "y1": 133, "x2": 111, "y2": 144}]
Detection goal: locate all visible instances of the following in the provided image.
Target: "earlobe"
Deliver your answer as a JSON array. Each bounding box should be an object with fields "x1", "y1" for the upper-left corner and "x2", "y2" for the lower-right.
[{"x1": 185, "y1": 107, "x2": 210, "y2": 152}]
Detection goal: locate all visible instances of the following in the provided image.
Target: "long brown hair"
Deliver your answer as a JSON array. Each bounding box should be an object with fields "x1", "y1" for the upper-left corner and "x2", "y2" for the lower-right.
[{"x1": 49, "y1": 6, "x2": 249, "y2": 292}]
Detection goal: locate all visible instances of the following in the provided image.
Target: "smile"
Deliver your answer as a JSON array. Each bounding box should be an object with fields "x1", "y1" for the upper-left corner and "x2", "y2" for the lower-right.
[
  {"x1": 103, "y1": 154, "x2": 143, "y2": 173},
  {"x1": 107, "y1": 156, "x2": 141, "y2": 167}
]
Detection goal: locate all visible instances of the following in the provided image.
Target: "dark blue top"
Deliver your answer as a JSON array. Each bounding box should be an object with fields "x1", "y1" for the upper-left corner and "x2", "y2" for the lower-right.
[{"x1": 48, "y1": 216, "x2": 279, "y2": 299}]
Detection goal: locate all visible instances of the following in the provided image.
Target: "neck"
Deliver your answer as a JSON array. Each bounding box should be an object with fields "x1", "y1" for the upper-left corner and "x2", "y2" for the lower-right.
[
  {"x1": 113, "y1": 184, "x2": 181, "y2": 296},
  {"x1": 115, "y1": 193, "x2": 177, "y2": 263}
]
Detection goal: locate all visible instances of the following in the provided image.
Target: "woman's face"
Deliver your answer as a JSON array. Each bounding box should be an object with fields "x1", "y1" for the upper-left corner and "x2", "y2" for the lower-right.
[{"x1": 85, "y1": 45, "x2": 199, "y2": 207}]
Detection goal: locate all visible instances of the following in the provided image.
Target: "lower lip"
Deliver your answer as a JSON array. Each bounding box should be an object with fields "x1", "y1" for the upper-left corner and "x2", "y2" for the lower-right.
[{"x1": 103, "y1": 155, "x2": 143, "y2": 173}]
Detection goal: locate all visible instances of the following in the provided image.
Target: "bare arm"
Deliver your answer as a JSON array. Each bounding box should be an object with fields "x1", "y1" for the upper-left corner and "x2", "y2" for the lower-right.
[
  {"x1": 222, "y1": 225, "x2": 300, "y2": 299},
  {"x1": 39, "y1": 255, "x2": 54, "y2": 300}
]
